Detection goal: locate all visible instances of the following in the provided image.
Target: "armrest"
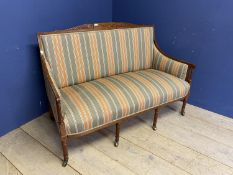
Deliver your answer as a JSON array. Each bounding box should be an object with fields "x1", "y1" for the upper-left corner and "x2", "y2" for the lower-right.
[
  {"x1": 40, "y1": 53, "x2": 63, "y2": 123},
  {"x1": 154, "y1": 40, "x2": 196, "y2": 69},
  {"x1": 153, "y1": 42, "x2": 195, "y2": 82}
]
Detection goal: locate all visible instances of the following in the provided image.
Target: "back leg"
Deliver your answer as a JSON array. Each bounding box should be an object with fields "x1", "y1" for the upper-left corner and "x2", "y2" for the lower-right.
[
  {"x1": 181, "y1": 94, "x2": 189, "y2": 116},
  {"x1": 49, "y1": 104, "x2": 55, "y2": 121}
]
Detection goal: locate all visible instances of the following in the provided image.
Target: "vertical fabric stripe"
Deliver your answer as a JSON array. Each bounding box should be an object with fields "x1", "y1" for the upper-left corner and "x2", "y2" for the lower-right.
[
  {"x1": 103, "y1": 31, "x2": 115, "y2": 76},
  {"x1": 118, "y1": 30, "x2": 128, "y2": 73},
  {"x1": 98, "y1": 78, "x2": 130, "y2": 117},
  {"x1": 88, "y1": 32, "x2": 101, "y2": 79},
  {"x1": 80, "y1": 83, "x2": 113, "y2": 123},
  {"x1": 91, "y1": 81, "x2": 122, "y2": 120},
  {"x1": 54, "y1": 35, "x2": 69, "y2": 87},
  {"x1": 126, "y1": 30, "x2": 133, "y2": 71},
  {"x1": 132, "y1": 29, "x2": 140, "y2": 71},
  {"x1": 62, "y1": 35, "x2": 75, "y2": 85},
  {"x1": 42, "y1": 36, "x2": 60, "y2": 87},
  {"x1": 71, "y1": 34, "x2": 86, "y2": 83}
]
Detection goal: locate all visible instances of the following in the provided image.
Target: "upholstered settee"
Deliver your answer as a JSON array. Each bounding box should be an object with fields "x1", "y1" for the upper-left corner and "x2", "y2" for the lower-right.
[{"x1": 38, "y1": 22, "x2": 195, "y2": 166}]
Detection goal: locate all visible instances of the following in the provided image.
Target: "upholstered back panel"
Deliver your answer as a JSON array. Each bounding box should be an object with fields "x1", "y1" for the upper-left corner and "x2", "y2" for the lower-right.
[{"x1": 41, "y1": 27, "x2": 154, "y2": 88}]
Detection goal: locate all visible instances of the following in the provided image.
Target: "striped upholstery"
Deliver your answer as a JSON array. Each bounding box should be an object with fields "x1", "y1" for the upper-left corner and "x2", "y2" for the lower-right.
[
  {"x1": 153, "y1": 45, "x2": 188, "y2": 80},
  {"x1": 41, "y1": 58, "x2": 60, "y2": 121},
  {"x1": 41, "y1": 27, "x2": 154, "y2": 88},
  {"x1": 60, "y1": 69, "x2": 190, "y2": 134},
  {"x1": 45, "y1": 79, "x2": 59, "y2": 121}
]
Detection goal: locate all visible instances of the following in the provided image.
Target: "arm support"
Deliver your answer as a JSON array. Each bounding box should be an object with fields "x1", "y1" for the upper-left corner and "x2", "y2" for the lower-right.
[
  {"x1": 40, "y1": 54, "x2": 63, "y2": 123},
  {"x1": 153, "y1": 42, "x2": 195, "y2": 83}
]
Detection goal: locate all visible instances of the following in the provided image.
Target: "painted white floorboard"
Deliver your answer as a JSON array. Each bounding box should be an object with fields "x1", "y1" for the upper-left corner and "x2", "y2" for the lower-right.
[
  {"x1": 160, "y1": 107, "x2": 233, "y2": 149},
  {"x1": 107, "y1": 117, "x2": 233, "y2": 175},
  {"x1": 0, "y1": 153, "x2": 22, "y2": 175},
  {"x1": 139, "y1": 109, "x2": 233, "y2": 169},
  {"x1": 170, "y1": 102, "x2": 233, "y2": 132},
  {"x1": 0, "y1": 129, "x2": 80, "y2": 175},
  {"x1": 21, "y1": 114, "x2": 135, "y2": 175},
  {"x1": 82, "y1": 129, "x2": 189, "y2": 175}
]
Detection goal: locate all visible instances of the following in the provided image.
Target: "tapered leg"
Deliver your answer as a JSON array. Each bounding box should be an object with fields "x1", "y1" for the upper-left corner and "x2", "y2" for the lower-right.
[
  {"x1": 48, "y1": 104, "x2": 55, "y2": 121},
  {"x1": 59, "y1": 119, "x2": 69, "y2": 167},
  {"x1": 181, "y1": 94, "x2": 189, "y2": 116},
  {"x1": 61, "y1": 137, "x2": 69, "y2": 167},
  {"x1": 114, "y1": 123, "x2": 120, "y2": 147},
  {"x1": 152, "y1": 108, "x2": 159, "y2": 131}
]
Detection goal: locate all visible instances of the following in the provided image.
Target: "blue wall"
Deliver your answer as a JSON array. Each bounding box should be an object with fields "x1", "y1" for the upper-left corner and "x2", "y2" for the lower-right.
[
  {"x1": 0, "y1": 0, "x2": 112, "y2": 136},
  {"x1": 113, "y1": 0, "x2": 233, "y2": 118}
]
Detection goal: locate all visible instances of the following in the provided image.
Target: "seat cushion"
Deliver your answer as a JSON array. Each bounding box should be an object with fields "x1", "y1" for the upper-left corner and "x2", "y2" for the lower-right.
[{"x1": 60, "y1": 69, "x2": 190, "y2": 135}]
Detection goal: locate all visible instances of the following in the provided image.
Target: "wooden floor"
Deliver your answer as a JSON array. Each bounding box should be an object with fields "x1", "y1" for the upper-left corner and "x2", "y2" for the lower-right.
[{"x1": 1, "y1": 102, "x2": 233, "y2": 175}]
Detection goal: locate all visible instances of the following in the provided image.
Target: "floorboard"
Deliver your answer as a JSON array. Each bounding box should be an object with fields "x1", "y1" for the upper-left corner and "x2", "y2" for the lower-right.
[
  {"x1": 161, "y1": 107, "x2": 233, "y2": 148},
  {"x1": 170, "y1": 102, "x2": 233, "y2": 132},
  {"x1": 83, "y1": 129, "x2": 189, "y2": 175},
  {"x1": 0, "y1": 153, "x2": 22, "y2": 175},
  {"x1": 21, "y1": 114, "x2": 135, "y2": 175},
  {"x1": 139, "y1": 109, "x2": 233, "y2": 169},
  {"x1": 0, "y1": 129, "x2": 80, "y2": 175},
  {"x1": 107, "y1": 116, "x2": 233, "y2": 175}
]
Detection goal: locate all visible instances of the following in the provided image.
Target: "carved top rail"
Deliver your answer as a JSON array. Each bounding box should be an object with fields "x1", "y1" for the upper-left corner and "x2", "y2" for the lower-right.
[{"x1": 38, "y1": 22, "x2": 153, "y2": 35}]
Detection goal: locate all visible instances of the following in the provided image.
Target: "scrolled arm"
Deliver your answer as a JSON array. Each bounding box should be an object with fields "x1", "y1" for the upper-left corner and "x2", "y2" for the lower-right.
[
  {"x1": 153, "y1": 41, "x2": 195, "y2": 83},
  {"x1": 154, "y1": 40, "x2": 196, "y2": 69}
]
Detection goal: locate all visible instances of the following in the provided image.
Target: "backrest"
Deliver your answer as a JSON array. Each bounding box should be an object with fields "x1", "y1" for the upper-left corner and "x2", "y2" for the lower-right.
[{"x1": 39, "y1": 24, "x2": 154, "y2": 88}]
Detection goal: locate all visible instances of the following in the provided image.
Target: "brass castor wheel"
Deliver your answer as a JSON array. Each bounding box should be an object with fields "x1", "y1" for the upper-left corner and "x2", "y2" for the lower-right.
[
  {"x1": 62, "y1": 159, "x2": 68, "y2": 167},
  {"x1": 181, "y1": 111, "x2": 185, "y2": 116},
  {"x1": 152, "y1": 126, "x2": 157, "y2": 131},
  {"x1": 114, "y1": 141, "x2": 119, "y2": 147},
  {"x1": 50, "y1": 115, "x2": 55, "y2": 121}
]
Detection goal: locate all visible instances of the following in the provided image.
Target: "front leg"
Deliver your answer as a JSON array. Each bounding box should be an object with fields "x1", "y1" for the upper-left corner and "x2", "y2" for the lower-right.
[
  {"x1": 61, "y1": 137, "x2": 69, "y2": 167},
  {"x1": 114, "y1": 123, "x2": 120, "y2": 147},
  {"x1": 152, "y1": 108, "x2": 159, "y2": 131},
  {"x1": 59, "y1": 121, "x2": 69, "y2": 167}
]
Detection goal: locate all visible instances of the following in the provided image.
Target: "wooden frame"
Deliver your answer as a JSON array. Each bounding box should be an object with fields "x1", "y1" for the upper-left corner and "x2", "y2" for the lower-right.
[{"x1": 37, "y1": 22, "x2": 195, "y2": 167}]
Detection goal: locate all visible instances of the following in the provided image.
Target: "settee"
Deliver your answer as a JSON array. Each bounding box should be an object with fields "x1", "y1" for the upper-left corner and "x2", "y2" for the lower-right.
[{"x1": 37, "y1": 22, "x2": 195, "y2": 166}]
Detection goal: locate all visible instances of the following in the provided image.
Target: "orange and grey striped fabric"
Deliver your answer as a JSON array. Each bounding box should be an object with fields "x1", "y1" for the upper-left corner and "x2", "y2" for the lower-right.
[
  {"x1": 41, "y1": 27, "x2": 154, "y2": 88},
  {"x1": 60, "y1": 69, "x2": 190, "y2": 134},
  {"x1": 41, "y1": 58, "x2": 60, "y2": 122},
  {"x1": 152, "y1": 45, "x2": 188, "y2": 80}
]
